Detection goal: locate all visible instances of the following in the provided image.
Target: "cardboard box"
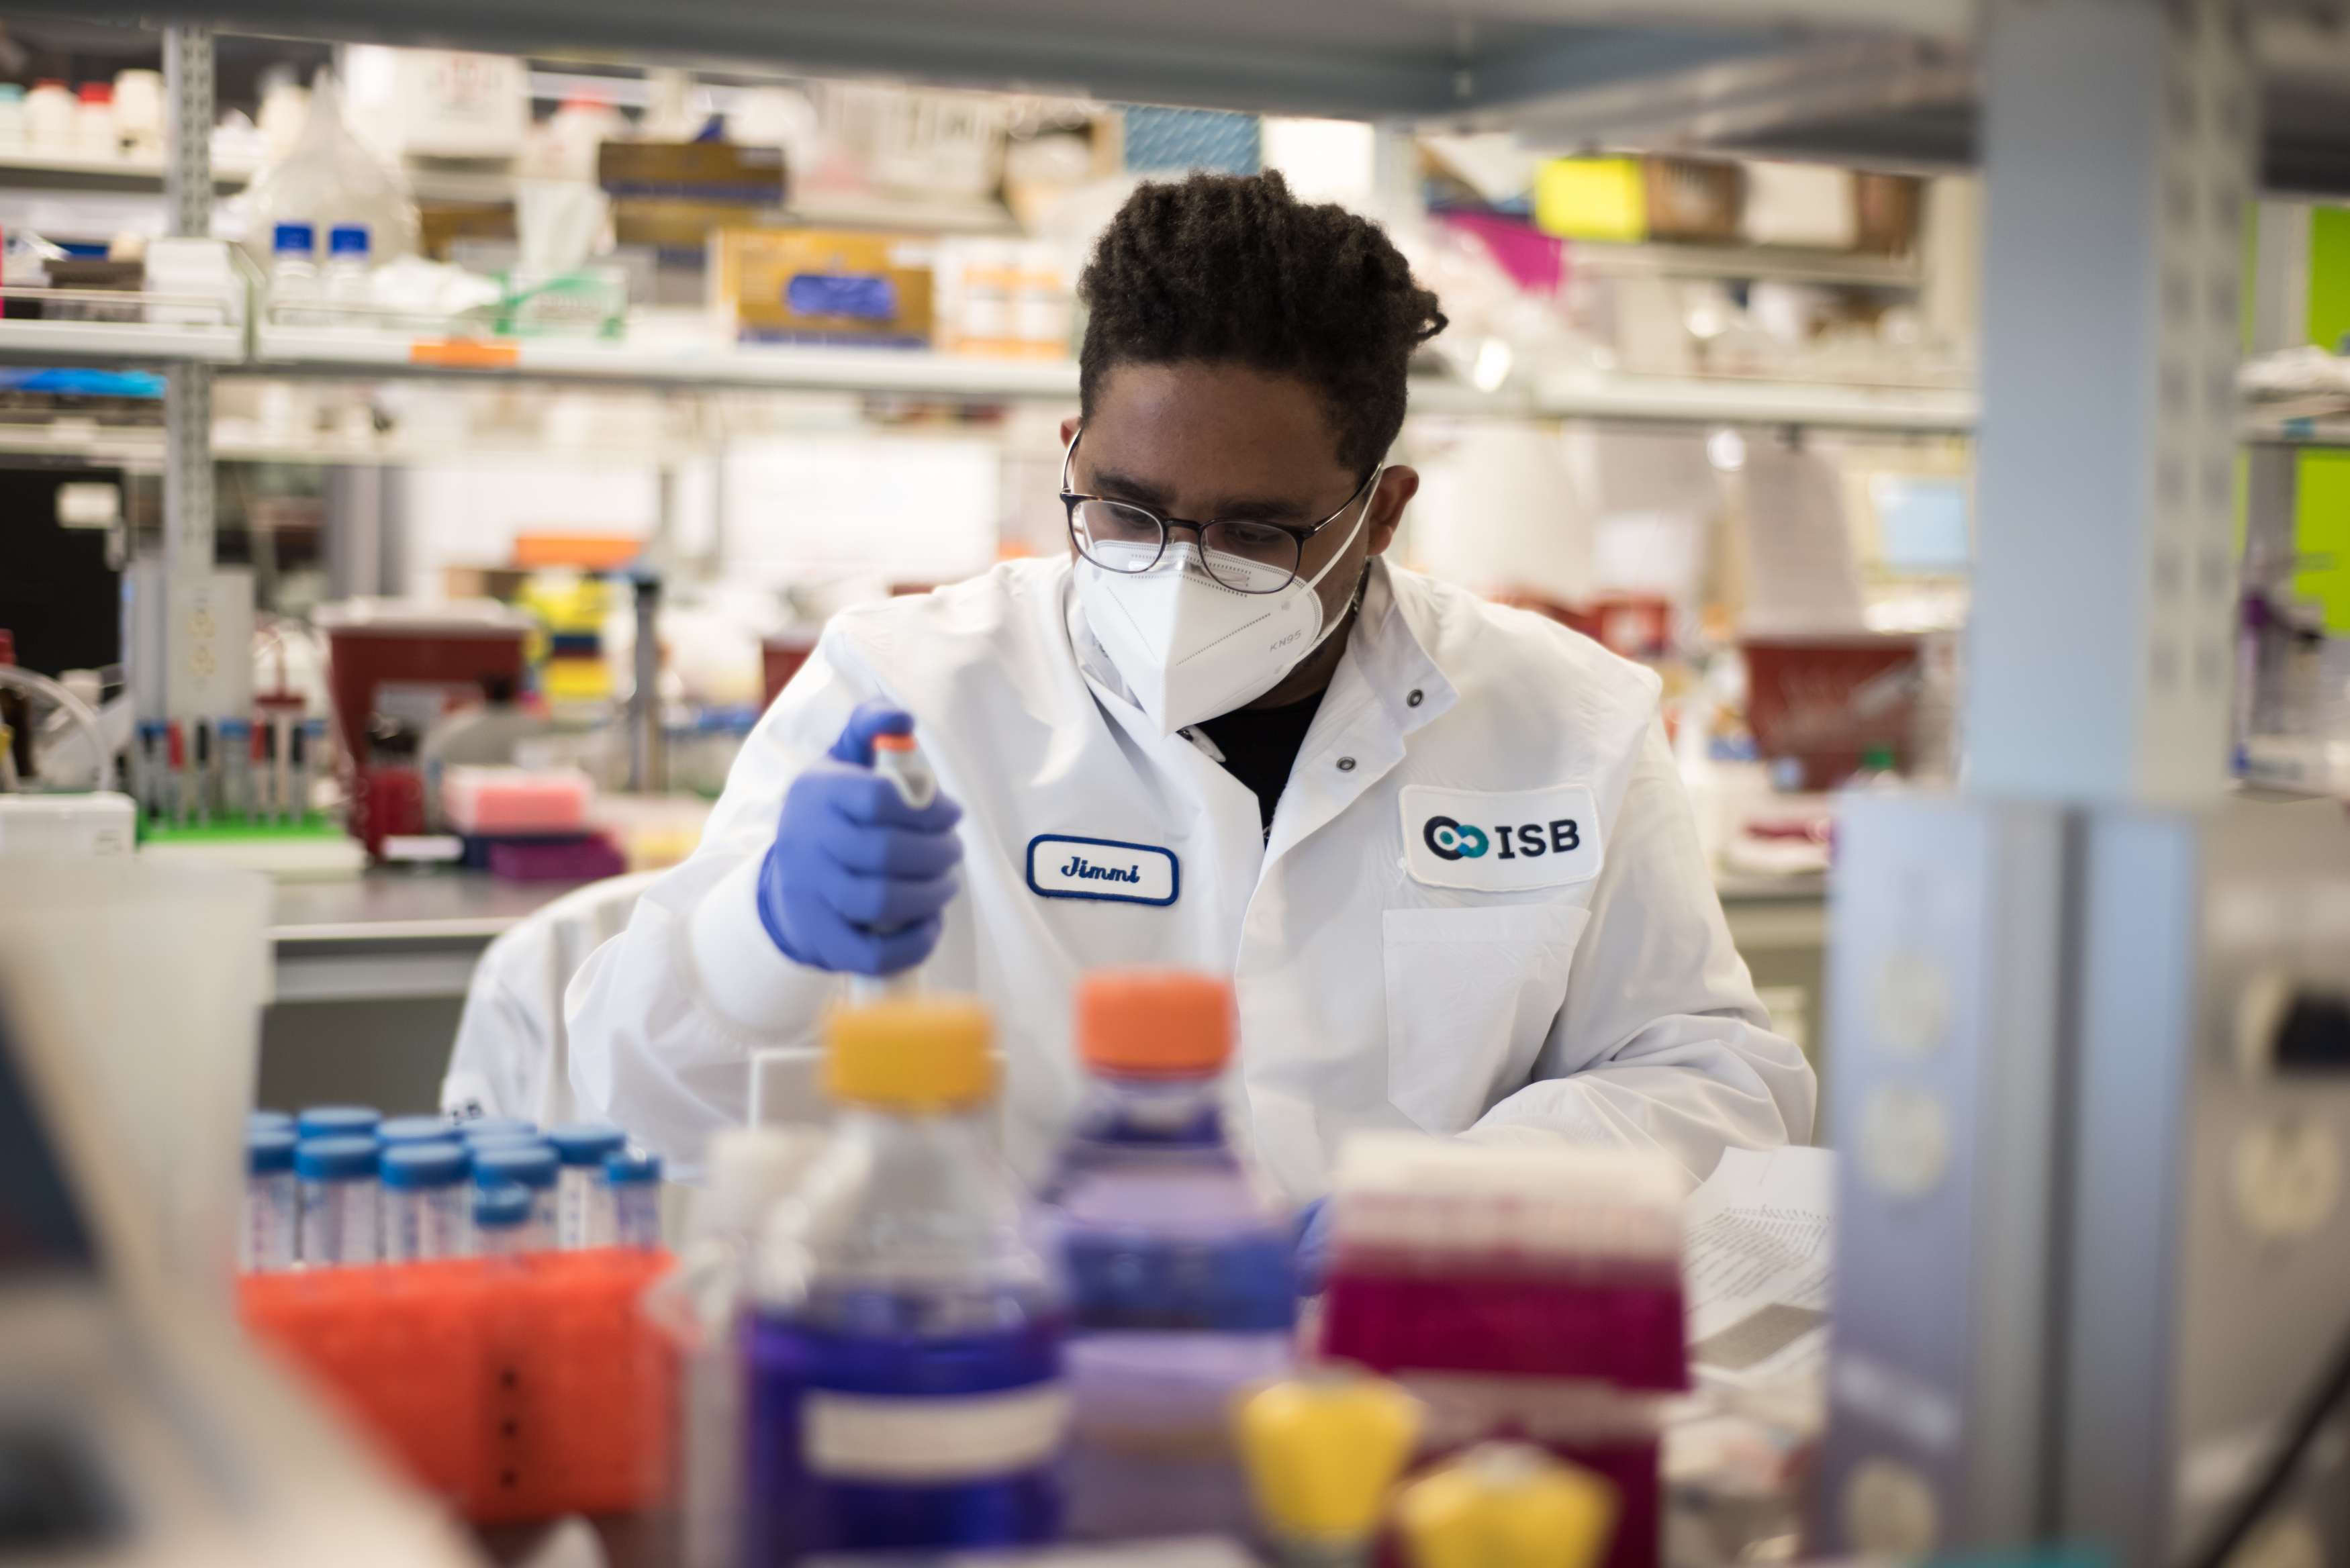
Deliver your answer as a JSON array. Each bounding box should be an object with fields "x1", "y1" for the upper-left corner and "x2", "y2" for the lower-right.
[
  {"x1": 602, "y1": 142, "x2": 791, "y2": 253},
  {"x1": 710, "y1": 228, "x2": 935, "y2": 347},
  {"x1": 597, "y1": 141, "x2": 787, "y2": 204}
]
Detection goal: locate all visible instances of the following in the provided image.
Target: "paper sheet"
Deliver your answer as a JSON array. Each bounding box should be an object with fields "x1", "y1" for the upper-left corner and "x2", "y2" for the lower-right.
[{"x1": 1683, "y1": 1145, "x2": 1836, "y2": 1386}]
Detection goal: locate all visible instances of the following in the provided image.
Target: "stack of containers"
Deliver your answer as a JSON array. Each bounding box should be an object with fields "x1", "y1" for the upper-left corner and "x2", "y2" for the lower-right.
[
  {"x1": 1042, "y1": 970, "x2": 1297, "y2": 1541},
  {"x1": 1315, "y1": 1134, "x2": 1688, "y2": 1568},
  {"x1": 244, "y1": 1109, "x2": 667, "y2": 1272}
]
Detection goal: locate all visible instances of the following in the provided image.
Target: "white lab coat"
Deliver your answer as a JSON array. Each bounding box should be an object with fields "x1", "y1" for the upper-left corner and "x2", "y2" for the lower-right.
[
  {"x1": 444, "y1": 871, "x2": 663, "y2": 1126},
  {"x1": 565, "y1": 558, "x2": 1813, "y2": 1195}
]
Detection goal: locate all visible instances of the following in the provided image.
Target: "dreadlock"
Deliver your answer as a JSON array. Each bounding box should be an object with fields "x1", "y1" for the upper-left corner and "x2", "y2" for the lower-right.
[{"x1": 1077, "y1": 170, "x2": 1448, "y2": 476}]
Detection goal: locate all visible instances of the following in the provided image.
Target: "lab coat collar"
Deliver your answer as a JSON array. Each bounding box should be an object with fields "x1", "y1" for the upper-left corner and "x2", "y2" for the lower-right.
[{"x1": 1255, "y1": 560, "x2": 1455, "y2": 866}]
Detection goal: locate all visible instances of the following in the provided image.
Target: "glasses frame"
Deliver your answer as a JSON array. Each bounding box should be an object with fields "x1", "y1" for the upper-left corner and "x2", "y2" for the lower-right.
[{"x1": 1058, "y1": 425, "x2": 1382, "y2": 595}]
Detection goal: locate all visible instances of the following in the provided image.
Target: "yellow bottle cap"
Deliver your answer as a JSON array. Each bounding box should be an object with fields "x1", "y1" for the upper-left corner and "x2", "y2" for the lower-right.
[
  {"x1": 1235, "y1": 1371, "x2": 1425, "y2": 1547},
  {"x1": 823, "y1": 997, "x2": 996, "y2": 1111},
  {"x1": 1397, "y1": 1443, "x2": 1617, "y2": 1568}
]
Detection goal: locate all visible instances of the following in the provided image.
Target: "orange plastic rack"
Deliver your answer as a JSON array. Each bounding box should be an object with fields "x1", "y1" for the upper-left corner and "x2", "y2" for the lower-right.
[{"x1": 238, "y1": 1249, "x2": 677, "y2": 1525}]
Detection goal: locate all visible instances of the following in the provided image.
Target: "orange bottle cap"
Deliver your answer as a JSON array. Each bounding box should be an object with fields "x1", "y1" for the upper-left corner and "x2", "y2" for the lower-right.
[
  {"x1": 1076, "y1": 969, "x2": 1234, "y2": 1078},
  {"x1": 872, "y1": 732, "x2": 916, "y2": 752}
]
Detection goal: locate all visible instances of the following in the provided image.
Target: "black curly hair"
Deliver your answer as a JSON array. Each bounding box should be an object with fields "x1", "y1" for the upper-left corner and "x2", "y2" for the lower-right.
[{"x1": 1077, "y1": 170, "x2": 1447, "y2": 477}]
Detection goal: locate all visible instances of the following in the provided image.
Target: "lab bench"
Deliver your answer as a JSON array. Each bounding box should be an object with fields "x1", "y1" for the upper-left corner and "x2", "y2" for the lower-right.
[
  {"x1": 261, "y1": 873, "x2": 592, "y2": 1116},
  {"x1": 272, "y1": 873, "x2": 592, "y2": 1005}
]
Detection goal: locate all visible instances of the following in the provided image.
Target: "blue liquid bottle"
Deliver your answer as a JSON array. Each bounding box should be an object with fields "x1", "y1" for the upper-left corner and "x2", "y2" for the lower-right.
[
  {"x1": 742, "y1": 997, "x2": 1067, "y2": 1563},
  {"x1": 1043, "y1": 970, "x2": 1298, "y2": 1542}
]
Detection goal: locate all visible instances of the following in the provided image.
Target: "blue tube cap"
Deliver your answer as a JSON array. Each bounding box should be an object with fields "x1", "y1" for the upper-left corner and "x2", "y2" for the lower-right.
[
  {"x1": 248, "y1": 1109, "x2": 295, "y2": 1136},
  {"x1": 297, "y1": 1104, "x2": 381, "y2": 1138},
  {"x1": 474, "y1": 1181, "x2": 532, "y2": 1229},
  {"x1": 547, "y1": 1122, "x2": 628, "y2": 1166},
  {"x1": 248, "y1": 1128, "x2": 297, "y2": 1174},
  {"x1": 472, "y1": 1144, "x2": 558, "y2": 1190},
  {"x1": 294, "y1": 1135, "x2": 378, "y2": 1181},
  {"x1": 457, "y1": 1116, "x2": 537, "y2": 1144},
  {"x1": 603, "y1": 1149, "x2": 661, "y2": 1185},
  {"x1": 379, "y1": 1115, "x2": 463, "y2": 1146},
  {"x1": 381, "y1": 1142, "x2": 469, "y2": 1190},
  {"x1": 465, "y1": 1134, "x2": 549, "y2": 1164}
]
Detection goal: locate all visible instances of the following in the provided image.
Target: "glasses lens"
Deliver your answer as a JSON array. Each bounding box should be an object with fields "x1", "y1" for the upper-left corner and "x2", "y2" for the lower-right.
[
  {"x1": 1072, "y1": 499, "x2": 1164, "y2": 572},
  {"x1": 1201, "y1": 520, "x2": 1303, "y2": 593}
]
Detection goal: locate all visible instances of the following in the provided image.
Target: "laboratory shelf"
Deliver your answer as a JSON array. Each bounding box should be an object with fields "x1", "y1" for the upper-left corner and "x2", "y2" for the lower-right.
[
  {"x1": 1532, "y1": 371, "x2": 1975, "y2": 434},
  {"x1": 1562, "y1": 241, "x2": 1922, "y2": 290},
  {"x1": 0, "y1": 313, "x2": 246, "y2": 366},
  {"x1": 0, "y1": 147, "x2": 261, "y2": 191},
  {"x1": 248, "y1": 325, "x2": 1086, "y2": 398},
  {"x1": 0, "y1": 309, "x2": 1990, "y2": 434}
]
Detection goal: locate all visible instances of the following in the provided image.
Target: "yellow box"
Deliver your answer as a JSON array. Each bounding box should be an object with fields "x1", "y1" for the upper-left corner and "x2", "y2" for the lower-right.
[
  {"x1": 1533, "y1": 158, "x2": 1647, "y2": 243},
  {"x1": 710, "y1": 229, "x2": 935, "y2": 348}
]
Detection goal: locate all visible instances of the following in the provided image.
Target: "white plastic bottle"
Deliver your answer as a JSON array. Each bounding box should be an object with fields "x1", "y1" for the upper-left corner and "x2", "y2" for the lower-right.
[
  {"x1": 25, "y1": 81, "x2": 73, "y2": 154},
  {"x1": 74, "y1": 83, "x2": 116, "y2": 161},
  {"x1": 324, "y1": 223, "x2": 372, "y2": 311},
  {"x1": 270, "y1": 222, "x2": 319, "y2": 322}
]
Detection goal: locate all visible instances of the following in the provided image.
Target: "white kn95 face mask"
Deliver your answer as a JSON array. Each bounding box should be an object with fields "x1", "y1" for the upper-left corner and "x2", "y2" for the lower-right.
[{"x1": 1067, "y1": 431, "x2": 1384, "y2": 735}]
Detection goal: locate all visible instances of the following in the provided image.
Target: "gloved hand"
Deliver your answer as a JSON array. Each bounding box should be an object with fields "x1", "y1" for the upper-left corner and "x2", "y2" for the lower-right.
[
  {"x1": 1292, "y1": 1196, "x2": 1332, "y2": 1296},
  {"x1": 756, "y1": 701, "x2": 964, "y2": 975}
]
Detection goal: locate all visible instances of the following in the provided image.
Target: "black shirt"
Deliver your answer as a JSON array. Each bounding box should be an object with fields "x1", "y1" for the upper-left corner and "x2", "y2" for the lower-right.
[{"x1": 1193, "y1": 688, "x2": 1326, "y2": 838}]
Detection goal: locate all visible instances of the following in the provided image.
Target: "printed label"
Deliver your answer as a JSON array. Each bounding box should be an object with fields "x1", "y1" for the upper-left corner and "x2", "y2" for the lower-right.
[
  {"x1": 1025, "y1": 834, "x2": 1178, "y2": 906},
  {"x1": 802, "y1": 1383, "x2": 1070, "y2": 1483},
  {"x1": 1399, "y1": 783, "x2": 1604, "y2": 892}
]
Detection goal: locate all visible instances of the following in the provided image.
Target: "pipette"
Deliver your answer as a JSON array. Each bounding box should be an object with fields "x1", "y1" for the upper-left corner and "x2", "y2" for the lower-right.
[{"x1": 849, "y1": 730, "x2": 938, "y2": 1006}]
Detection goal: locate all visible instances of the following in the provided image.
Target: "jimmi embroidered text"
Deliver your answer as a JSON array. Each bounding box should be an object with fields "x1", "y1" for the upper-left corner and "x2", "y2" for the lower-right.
[{"x1": 1060, "y1": 854, "x2": 1141, "y2": 884}]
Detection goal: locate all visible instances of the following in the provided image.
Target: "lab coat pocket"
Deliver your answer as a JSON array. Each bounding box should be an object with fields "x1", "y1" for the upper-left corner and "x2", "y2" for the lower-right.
[{"x1": 1382, "y1": 900, "x2": 1592, "y2": 1134}]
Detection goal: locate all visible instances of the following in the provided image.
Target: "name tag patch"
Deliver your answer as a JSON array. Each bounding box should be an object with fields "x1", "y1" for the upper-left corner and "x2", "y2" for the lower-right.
[
  {"x1": 1400, "y1": 783, "x2": 1603, "y2": 892},
  {"x1": 1026, "y1": 834, "x2": 1178, "y2": 906}
]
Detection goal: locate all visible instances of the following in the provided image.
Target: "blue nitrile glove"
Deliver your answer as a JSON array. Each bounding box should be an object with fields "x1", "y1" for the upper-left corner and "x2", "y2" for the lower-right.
[
  {"x1": 1293, "y1": 1197, "x2": 1332, "y2": 1297},
  {"x1": 756, "y1": 701, "x2": 964, "y2": 975}
]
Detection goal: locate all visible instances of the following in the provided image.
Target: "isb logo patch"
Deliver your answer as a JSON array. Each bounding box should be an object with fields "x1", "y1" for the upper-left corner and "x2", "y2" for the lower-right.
[
  {"x1": 1402, "y1": 785, "x2": 1602, "y2": 891},
  {"x1": 1423, "y1": 815, "x2": 1581, "y2": 863}
]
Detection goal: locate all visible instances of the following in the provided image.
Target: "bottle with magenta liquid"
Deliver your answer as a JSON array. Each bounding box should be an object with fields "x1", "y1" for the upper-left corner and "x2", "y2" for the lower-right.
[
  {"x1": 1041, "y1": 969, "x2": 1298, "y2": 1542},
  {"x1": 742, "y1": 997, "x2": 1067, "y2": 1562}
]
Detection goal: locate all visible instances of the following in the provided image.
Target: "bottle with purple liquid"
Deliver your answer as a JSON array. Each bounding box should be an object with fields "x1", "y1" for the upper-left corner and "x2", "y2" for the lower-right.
[
  {"x1": 742, "y1": 997, "x2": 1067, "y2": 1564},
  {"x1": 1042, "y1": 970, "x2": 1298, "y2": 1542}
]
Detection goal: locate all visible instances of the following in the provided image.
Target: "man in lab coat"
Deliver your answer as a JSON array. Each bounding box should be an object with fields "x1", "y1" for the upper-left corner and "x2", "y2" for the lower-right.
[{"x1": 567, "y1": 170, "x2": 1814, "y2": 1203}]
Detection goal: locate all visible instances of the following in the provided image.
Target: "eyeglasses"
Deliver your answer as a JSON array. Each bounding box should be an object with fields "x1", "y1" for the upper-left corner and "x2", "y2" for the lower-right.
[{"x1": 1058, "y1": 426, "x2": 1381, "y2": 595}]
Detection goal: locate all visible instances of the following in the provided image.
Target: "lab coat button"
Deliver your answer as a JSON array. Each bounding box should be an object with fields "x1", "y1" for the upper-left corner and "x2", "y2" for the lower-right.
[
  {"x1": 1337, "y1": 756, "x2": 1357, "y2": 772},
  {"x1": 1407, "y1": 689, "x2": 1424, "y2": 707}
]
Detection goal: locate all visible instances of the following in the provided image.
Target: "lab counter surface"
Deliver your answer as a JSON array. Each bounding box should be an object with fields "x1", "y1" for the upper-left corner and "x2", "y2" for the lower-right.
[{"x1": 256, "y1": 869, "x2": 1828, "y2": 1116}]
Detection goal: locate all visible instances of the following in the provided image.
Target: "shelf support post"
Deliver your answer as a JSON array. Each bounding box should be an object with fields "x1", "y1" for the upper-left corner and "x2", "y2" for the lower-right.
[{"x1": 162, "y1": 23, "x2": 216, "y2": 580}]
